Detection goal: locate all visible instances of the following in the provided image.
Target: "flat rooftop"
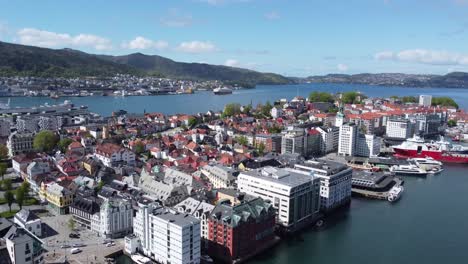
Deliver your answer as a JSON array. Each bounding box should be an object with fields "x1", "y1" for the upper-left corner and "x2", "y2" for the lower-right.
[
  {"x1": 241, "y1": 166, "x2": 314, "y2": 187},
  {"x1": 153, "y1": 209, "x2": 200, "y2": 226},
  {"x1": 297, "y1": 159, "x2": 349, "y2": 176}
]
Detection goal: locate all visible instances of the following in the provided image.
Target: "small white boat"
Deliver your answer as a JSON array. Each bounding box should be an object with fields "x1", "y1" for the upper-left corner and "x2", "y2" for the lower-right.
[
  {"x1": 388, "y1": 185, "x2": 404, "y2": 202},
  {"x1": 131, "y1": 254, "x2": 152, "y2": 264},
  {"x1": 409, "y1": 157, "x2": 443, "y2": 171},
  {"x1": 390, "y1": 164, "x2": 428, "y2": 177}
]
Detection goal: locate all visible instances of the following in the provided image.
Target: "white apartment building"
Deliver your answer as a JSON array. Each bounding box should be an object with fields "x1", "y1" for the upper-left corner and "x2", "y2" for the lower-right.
[
  {"x1": 237, "y1": 166, "x2": 320, "y2": 232},
  {"x1": 386, "y1": 119, "x2": 414, "y2": 139},
  {"x1": 7, "y1": 132, "x2": 35, "y2": 157},
  {"x1": 16, "y1": 117, "x2": 39, "y2": 133},
  {"x1": 38, "y1": 116, "x2": 62, "y2": 131},
  {"x1": 5, "y1": 226, "x2": 44, "y2": 264},
  {"x1": 13, "y1": 209, "x2": 42, "y2": 237},
  {"x1": 294, "y1": 160, "x2": 352, "y2": 212},
  {"x1": 356, "y1": 134, "x2": 381, "y2": 157},
  {"x1": 200, "y1": 164, "x2": 236, "y2": 189},
  {"x1": 419, "y1": 94, "x2": 432, "y2": 107},
  {"x1": 94, "y1": 143, "x2": 135, "y2": 167},
  {"x1": 316, "y1": 126, "x2": 339, "y2": 154},
  {"x1": 173, "y1": 197, "x2": 214, "y2": 248},
  {"x1": 131, "y1": 201, "x2": 201, "y2": 264},
  {"x1": 281, "y1": 127, "x2": 307, "y2": 156},
  {"x1": 95, "y1": 197, "x2": 133, "y2": 238},
  {"x1": 270, "y1": 107, "x2": 283, "y2": 118},
  {"x1": 338, "y1": 123, "x2": 358, "y2": 156}
]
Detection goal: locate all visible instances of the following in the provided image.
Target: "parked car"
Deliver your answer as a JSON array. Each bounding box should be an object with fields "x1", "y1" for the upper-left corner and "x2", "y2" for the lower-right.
[
  {"x1": 70, "y1": 248, "x2": 82, "y2": 254},
  {"x1": 69, "y1": 233, "x2": 80, "y2": 239},
  {"x1": 106, "y1": 242, "x2": 115, "y2": 247},
  {"x1": 72, "y1": 243, "x2": 85, "y2": 248},
  {"x1": 60, "y1": 245, "x2": 71, "y2": 249}
]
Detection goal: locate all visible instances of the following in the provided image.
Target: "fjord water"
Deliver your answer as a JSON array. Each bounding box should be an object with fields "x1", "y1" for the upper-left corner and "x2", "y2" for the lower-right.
[{"x1": 4, "y1": 83, "x2": 468, "y2": 116}]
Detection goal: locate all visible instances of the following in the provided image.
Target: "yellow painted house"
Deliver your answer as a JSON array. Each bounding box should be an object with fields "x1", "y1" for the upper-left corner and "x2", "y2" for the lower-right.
[{"x1": 41, "y1": 182, "x2": 74, "y2": 214}]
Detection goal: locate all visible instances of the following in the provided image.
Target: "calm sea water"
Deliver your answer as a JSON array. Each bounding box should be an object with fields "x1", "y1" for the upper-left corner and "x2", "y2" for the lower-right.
[
  {"x1": 115, "y1": 165, "x2": 468, "y2": 264},
  {"x1": 3, "y1": 83, "x2": 468, "y2": 116}
]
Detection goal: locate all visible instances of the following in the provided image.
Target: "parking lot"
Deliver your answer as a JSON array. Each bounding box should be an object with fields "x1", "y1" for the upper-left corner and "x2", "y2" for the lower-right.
[{"x1": 41, "y1": 214, "x2": 124, "y2": 264}]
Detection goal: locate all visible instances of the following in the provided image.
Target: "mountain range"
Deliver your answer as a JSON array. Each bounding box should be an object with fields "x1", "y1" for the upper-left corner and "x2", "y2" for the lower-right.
[
  {"x1": 303, "y1": 72, "x2": 468, "y2": 88},
  {"x1": 1, "y1": 40, "x2": 468, "y2": 88},
  {"x1": 0, "y1": 41, "x2": 291, "y2": 86}
]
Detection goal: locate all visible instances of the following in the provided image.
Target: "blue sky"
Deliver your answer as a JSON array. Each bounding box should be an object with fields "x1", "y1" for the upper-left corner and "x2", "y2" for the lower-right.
[{"x1": 1, "y1": 0, "x2": 468, "y2": 76}]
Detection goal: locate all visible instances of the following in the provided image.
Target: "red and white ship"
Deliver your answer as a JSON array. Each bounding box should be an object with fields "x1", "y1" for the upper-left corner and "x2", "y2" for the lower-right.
[{"x1": 392, "y1": 136, "x2": 468, "y2": 163}]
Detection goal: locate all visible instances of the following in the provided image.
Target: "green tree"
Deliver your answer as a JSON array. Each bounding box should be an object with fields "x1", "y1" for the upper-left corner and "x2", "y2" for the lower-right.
[
  {"x1": 242, "y1": 104, "x2": 252, "y2": 114},
  {"x1": 67, "y1": 218, "x2": 75, "y2": 231},
  {"x1": 188, "y1": 117, "x2": 198, "y2": 128},
  {"x1": 257, "y1": 142, "x2": 266, "y2": 156},
  {"x1": 96, "y1": 180, "x2": 105, "y2": 192},
  {"x1": 134, "y1": 142, "x2": 145, "y2": 155},
  {"x1": 0, "y1": 162, "x2": 7, "y2": 181},
  {"x1": 33, "y1": 131, "x2": 59, "y2": 152},
  {"x1": 20, "y1": 182, "x2": 30, "y2": 198},
  {"x1": 223, "y1": 103, "x2": 241, "y2": 117},
  {"x1": 308, "y1": 91, "x2": 334, "y2": 103},
  {"x1": 261, "y1": 101, "x2": 273, "y2": 117},
  {"x1": 401, "y1": 96, "x2": 417, "y2": 103},
  {"x1": 58, "y1": 138, "x2": 73, "y2": 153},
  {"x1": 268, "y1": 125, "x2": 283, "y2": 134},
  {"x1": 4, "y1": 191, "x2": 14, "y2": 212},
  {"x1": 0, "y1": 144, "x2": 8, "y2": 159},
  {"x1": 342, "y1": 91, "x2": 366, "y2": 104},
  {"x1": 2, "y1": 179, "x2": 12, "y2": 191},
  {"x1": 432, "y1": 97, "x2": 459, "y2": 109},
  {"x1": 236, "y1": 135, "x2": 248, "y2": 146},
  {"x1": 15, "y1": 188, "x2": 25, "y2": 210},
  {"x1": 447, "y1": 119, "x2": 457, "y2": 127}
]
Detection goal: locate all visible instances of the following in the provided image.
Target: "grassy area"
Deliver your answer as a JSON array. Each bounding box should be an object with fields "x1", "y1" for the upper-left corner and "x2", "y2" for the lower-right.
[
  {"x1": 23, "y1": 198, "x2": 39, "y2": 206},
  {"x1": 0, "y1": 210, "x2": 19, "y2": 218},
  {"x1": 0, "y1": 198, "x2": 5, "y2": 205}
]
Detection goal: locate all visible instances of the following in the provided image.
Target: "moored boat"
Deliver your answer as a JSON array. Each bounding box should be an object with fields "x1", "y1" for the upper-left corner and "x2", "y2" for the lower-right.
[
  {"x1": 213, "y1": 87, "x2": 232, "y2": 95},
  {"x1": 392, "y1": 136, "x2": 468, "y2": 163},
  {"x1": 387, "y1": 185, "x2": 404, "y2": 202},
  {"x1": 390, "y1": 164, "x2": 428, "y2": 177}
]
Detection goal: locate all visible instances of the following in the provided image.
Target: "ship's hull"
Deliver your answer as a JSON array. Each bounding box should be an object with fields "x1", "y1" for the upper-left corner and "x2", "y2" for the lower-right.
[
  {"x1": 393, "y1": 148, "x2": 468, "y2": 163},
  {"x1": 213, "y1": 91, "x2": 232, "y2": 95}
]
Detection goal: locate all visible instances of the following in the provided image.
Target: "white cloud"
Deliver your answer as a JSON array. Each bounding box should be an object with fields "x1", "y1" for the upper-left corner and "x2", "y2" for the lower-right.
[
  {"x1": 224, "y1": 59, "x2": 240, "y2": 67},
  {"x1": 337, "y1": 63, "x2": 349, "y2": 72},
  {"x1": 176, "y1": 41, "x2": 218, "y2": 53},
  {"x1": 122, "y1": 36, "x2": 168, "y2": 50},
  {"x1": 374, "y1": 51, "x2": 394, "y2": 60},
  {"x1": 17, "y1": 28, "x2": 112, "y2": 50},
  {"x1": 224, "y1": 59, "x2": 261, "y2": 70},
  {"x1": 375, "y1": 49, "x2": 468, "y2": 65},
  {"x1": 264, "y1": 11, "x2": 280, "y2": 20}
]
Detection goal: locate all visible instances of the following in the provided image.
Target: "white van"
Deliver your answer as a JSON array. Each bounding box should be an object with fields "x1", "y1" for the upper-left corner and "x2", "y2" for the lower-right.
[{"x1": 70, "y1": 248, "x2": 82, "y2": 254}]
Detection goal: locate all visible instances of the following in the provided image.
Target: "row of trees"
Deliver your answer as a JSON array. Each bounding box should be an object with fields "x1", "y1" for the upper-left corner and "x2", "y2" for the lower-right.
[
  {"x1": 222, "y1": 101, "x2": 274, "y2": 118},
  {"x1": 432, "y1": 97, "x2": 459, "y2": 109},
  {"x1": 3, "y1": 181, "x2": 31, "y2": 212}
]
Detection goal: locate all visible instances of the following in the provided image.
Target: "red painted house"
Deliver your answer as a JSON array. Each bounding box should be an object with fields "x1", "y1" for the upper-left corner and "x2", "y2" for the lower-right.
[{"x1": 207, "y1": 196, "x2": 276, "y2": 263}]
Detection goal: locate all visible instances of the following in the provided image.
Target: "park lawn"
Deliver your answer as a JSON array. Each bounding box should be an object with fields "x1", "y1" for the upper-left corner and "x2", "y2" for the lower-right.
[
  {"x1": 23, "y1": 198, "x2": 39, "y2": 206},
  {"x1": 0, "y1": 209, "x2": 19, "y2": 218}
]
